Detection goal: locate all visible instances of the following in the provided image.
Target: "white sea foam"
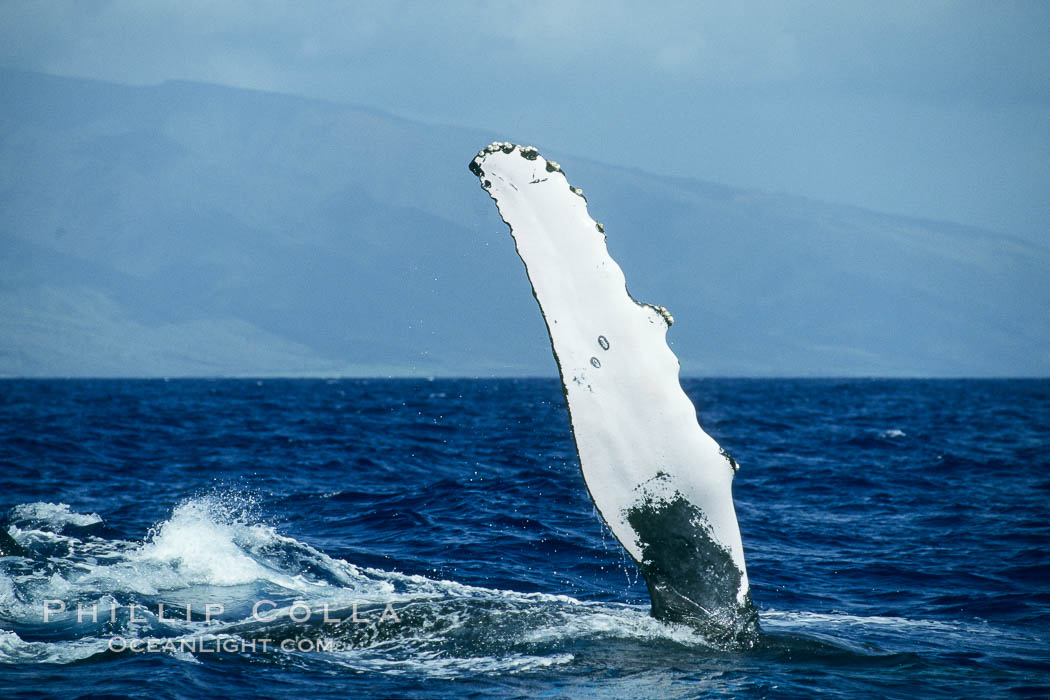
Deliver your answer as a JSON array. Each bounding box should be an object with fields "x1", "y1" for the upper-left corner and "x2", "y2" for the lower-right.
[
  {"x1": 762, "y1": 610, "x2": 958, "y2": 631},
  {"x1": 0, "y1": 494, "x2": 731, "y2": 671},
  {"x1": 757, "y1": 608, "x2": 1041, "y2": 655},
  {"x1": 10, "y1": 502, "x2": 102, "y2": 528},
  {"x1": 132, "y1": 499, "x2": 284, "y2": 587},
  {"x1": 329, "y1": 650, "x2": 576, "y2": 678},
  {"x1": 0, "y1": 495, "x2": 411, "y2": 627},
  {"x1": 0, "y1": 629, "x2": 108, "y2": 664},
  {"x1": 521, "y1": 603, "x2": 713, "y2": 647}
]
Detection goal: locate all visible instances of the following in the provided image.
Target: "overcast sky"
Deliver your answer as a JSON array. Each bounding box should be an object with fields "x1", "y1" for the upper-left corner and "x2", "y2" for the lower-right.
[{"x1": 2, "y1": 1, "x2": 1047, "y2": 243}]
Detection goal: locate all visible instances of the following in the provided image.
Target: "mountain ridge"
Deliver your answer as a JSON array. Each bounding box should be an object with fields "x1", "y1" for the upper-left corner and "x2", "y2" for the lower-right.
[{"x1": 1, "y1": 69, "x2": 1047, "y2": 377}]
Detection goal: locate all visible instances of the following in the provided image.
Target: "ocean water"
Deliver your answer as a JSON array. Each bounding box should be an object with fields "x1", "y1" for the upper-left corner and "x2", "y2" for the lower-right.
[{"x1": 0, "y1": 378, "x2": 1047, "y2": 698}]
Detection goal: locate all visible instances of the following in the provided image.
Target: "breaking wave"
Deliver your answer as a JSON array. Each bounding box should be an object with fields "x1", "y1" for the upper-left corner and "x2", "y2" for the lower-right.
[{"x1": 0, "y1": 496, "x2": 1017, "y2": 679}]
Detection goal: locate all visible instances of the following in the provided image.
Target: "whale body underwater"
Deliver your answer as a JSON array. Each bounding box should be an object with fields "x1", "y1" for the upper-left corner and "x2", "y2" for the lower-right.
[{"x1": 470, "y1": 143, "x2": 760, "y2": 647}]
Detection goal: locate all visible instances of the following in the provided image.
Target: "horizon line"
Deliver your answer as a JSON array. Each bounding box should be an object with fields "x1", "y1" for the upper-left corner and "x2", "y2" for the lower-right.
[{"x1": 2, "y1": 375, "x2": 1047, "y2": 381}]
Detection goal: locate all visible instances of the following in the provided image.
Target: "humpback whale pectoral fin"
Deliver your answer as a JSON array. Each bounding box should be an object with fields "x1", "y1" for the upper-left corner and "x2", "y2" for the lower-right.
[{"x1": 470, "y1": 142, "x2": 759, "y2": 649}]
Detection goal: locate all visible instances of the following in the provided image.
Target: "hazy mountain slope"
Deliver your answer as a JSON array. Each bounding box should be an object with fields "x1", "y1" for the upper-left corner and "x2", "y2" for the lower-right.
[{"x1": 1, "y1": 70, "x2": 1046, "y2": 376}]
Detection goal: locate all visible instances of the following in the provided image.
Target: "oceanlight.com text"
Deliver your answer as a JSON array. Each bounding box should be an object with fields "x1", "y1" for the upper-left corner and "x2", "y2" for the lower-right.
[{"x1": 107, "y1": 637, "x2": 359, "y2": 654}]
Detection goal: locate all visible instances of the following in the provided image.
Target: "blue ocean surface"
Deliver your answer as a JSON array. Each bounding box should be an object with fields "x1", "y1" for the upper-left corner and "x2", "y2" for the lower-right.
[{"x1": 0, "y1": 378, "x2": 1047, "y2": 698}]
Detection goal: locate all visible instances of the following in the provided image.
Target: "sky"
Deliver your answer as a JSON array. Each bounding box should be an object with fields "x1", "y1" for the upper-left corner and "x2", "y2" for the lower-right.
[{"x1": 1, "y1": 0, "x2": 1047, "y2": 244}]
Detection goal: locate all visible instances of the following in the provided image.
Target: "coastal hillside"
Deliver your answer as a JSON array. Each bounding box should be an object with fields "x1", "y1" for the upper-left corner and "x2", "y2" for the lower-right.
[{"x1": 2, "y1": 70, "x2": 1047, "y2": 376}]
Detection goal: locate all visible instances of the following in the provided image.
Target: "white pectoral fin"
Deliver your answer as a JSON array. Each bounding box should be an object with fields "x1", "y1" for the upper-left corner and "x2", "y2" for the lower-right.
[{"x1": 471, "y1": 143, "x2": 758, "y2": 646}]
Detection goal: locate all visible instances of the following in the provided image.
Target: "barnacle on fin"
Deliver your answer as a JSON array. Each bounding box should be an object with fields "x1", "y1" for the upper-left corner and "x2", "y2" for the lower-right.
[
  {"x1": 655, "y1": 306, "x2": 674, "y2": 327},
  {"x1": 719, "y1": 447, "x2": 739, "y2": 472}
]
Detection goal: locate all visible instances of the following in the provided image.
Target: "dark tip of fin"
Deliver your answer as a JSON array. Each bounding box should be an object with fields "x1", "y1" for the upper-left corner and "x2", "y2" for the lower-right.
[{"x1": 626, "y1": 494, "x2": 760, "y2": 649}]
